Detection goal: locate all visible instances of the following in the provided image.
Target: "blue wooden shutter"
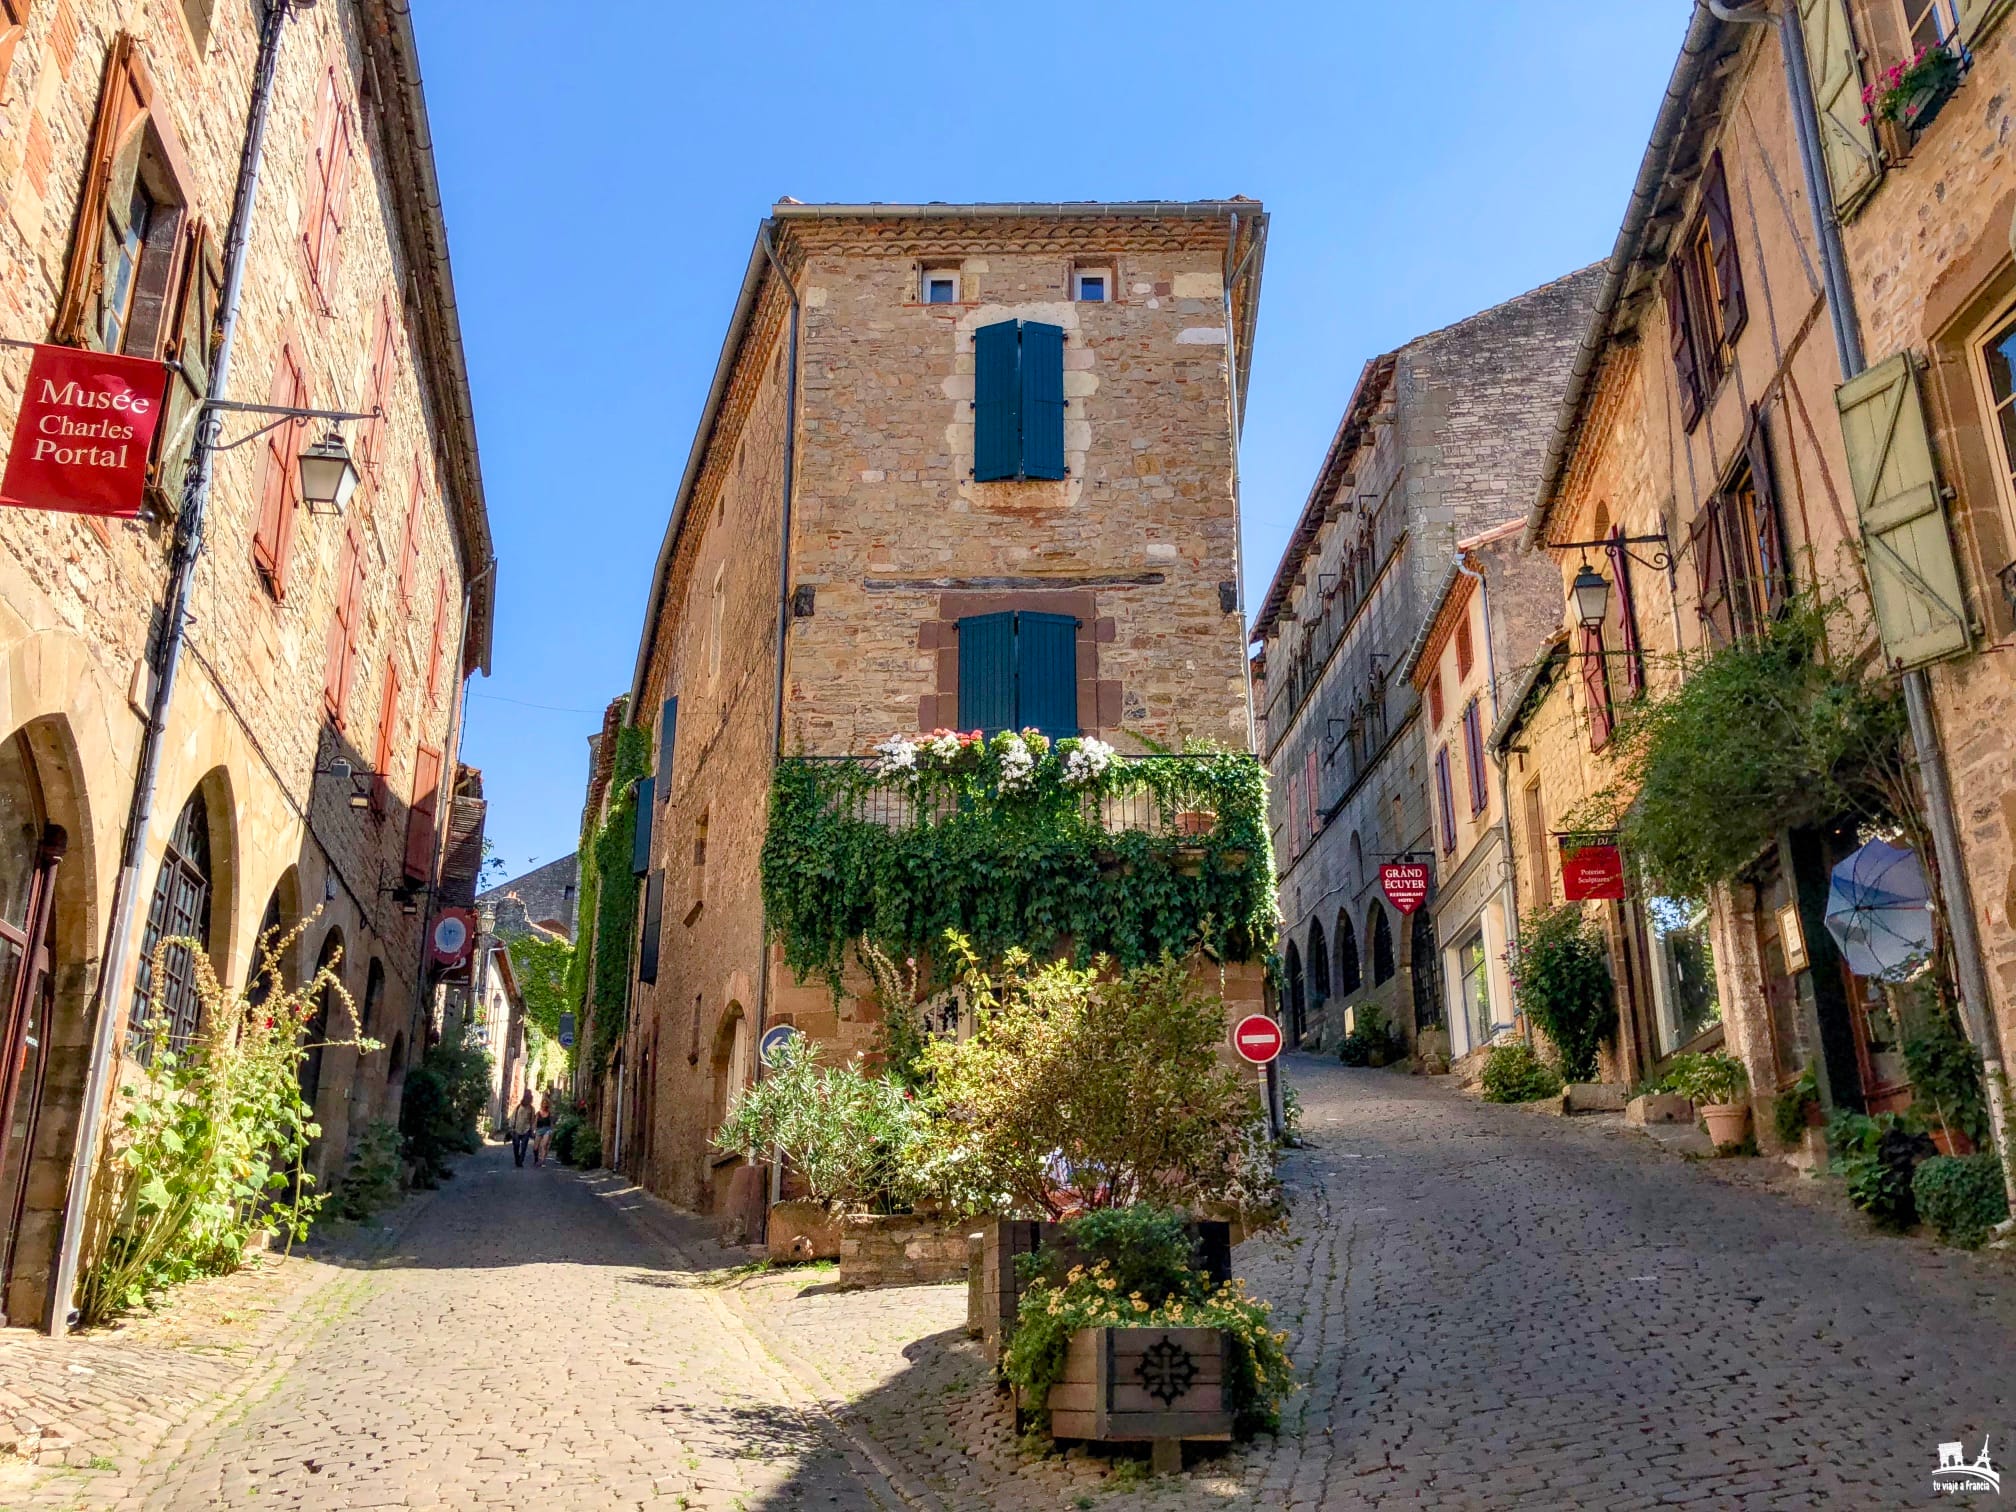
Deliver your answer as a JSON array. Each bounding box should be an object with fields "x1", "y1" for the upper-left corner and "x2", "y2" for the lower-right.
[
  {"x1": 631, "y1": 777, "x2": 654, "y2": 876},
  {"x1": 656, "y1": 696, "x2": 678, "y2": 797},
  {"x1": 1015, "y1": 611, "x2": 1079, "y2": 737},
  {"x1": 1018, "y1": 321, "x2": 1066, "y2": 481},
  {"x1": 958, "y1": 613, "x2": 1015, "y2": 733},
  {"x1": 638, "y1": 870, "x2": 664, "y2": 984},
  {"x1": 972, "y1": 320, "x2": 1021, "y2": 482}
]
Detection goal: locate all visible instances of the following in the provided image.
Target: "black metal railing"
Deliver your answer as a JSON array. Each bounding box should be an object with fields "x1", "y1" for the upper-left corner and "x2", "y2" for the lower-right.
[{"x1": 796, "y1": 754, "x2": 1229, "y2": 839}]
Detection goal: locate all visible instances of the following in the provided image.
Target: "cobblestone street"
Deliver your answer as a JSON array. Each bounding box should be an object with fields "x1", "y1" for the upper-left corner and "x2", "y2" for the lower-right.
[{"x1": 7, "y1": 1053, "x2": 2016, "y2": 1510}]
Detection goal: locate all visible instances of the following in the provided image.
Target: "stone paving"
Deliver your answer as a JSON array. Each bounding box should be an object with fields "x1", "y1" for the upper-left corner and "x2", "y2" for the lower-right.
[{"x1": 5, "y1": 1054, "x2": 2016, "y2": 1509}]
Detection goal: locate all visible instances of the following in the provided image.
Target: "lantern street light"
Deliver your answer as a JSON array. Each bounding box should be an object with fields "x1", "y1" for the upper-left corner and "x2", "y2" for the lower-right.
[
  {"x1": 298, "y1": 430, "x2": 361, "y2": 516},
  {"x1": 1570, "y1": 563, "x2": 1611, "y2": 631}
]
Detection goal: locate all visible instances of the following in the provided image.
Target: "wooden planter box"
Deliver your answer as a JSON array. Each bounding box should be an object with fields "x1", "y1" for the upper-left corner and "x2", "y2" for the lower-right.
[
  {"x1": 1045, "y1": 1326, "x2": 1233, "y2": 1445},
  {"x1": 975, "y1": 1218, "x2": 1232, "y2": 1365}
]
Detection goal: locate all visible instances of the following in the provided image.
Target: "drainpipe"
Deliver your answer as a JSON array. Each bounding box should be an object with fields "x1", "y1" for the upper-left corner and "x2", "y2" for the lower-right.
[
  {"x1": 46, "y1": 0, "x2": 304, "y2": 1336},
  {"x1": 1708, "y1": 0, "x2": 2014, "y2": 1207},
  {"x1": 1457, "y1": 555, "x2": 1522, "y2": 1047},
  {"x1": 754, "y1": 228, "x2": 801, "y2": 1225}
]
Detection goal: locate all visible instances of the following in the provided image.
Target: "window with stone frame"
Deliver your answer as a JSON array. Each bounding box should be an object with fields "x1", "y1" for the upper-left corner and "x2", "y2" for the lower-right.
[
  {"x1": 920, "y1": 263, "x2": 961, "y2": 305},
  {"x1": 1665, "y1": 150, "x2": 1748, "y2": 431}
]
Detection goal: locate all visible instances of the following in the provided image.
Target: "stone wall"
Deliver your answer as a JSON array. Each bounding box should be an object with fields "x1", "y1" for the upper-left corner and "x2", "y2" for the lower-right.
[
  {"x1": 0, "y1": 2, "x2": 485, "y2": 1325},
  {"x1": 837, "y1": 1214, "x2": 970, "y2": 1290}
]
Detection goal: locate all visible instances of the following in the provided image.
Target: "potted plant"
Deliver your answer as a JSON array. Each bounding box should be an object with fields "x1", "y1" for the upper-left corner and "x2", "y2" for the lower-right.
[
  {"x1": 1664, "y1": 1051, "x2": 1750, "y2": 1147},
  {"x1": 1860, "y1": 44, "x2": 1964, "y2": 134}
]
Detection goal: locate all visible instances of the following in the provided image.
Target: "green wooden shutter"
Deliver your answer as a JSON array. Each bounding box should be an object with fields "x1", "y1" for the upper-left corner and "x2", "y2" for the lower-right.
[
  {"x1": 656, "y1": 696, "x2": 678, "y2": 797},
  {"x1": 1837, "y1": 353, "x2": 1971, "y2": 667},
  {"x1": 957, "y1": 612, "x2": 1015, "y2": 733},
  {"x1": 1015, "y1": 611, "x2": 1079, "y2": 738},
  {"x1": 1799, "y1": 0, "x2": 1881, "y2": 215},
  {"x1": 972, "y1": 320, "x2": 1022, "y2": 482},
  {"x1": 1957, "y1": 0, "x2": 2014, "y2": 47},
  {"x1": 631, "y1": 777, "x2": 654, "y2": 876},
  {"x1": 1019, "y1": 321, "x2": 1067, "y2": 481}
]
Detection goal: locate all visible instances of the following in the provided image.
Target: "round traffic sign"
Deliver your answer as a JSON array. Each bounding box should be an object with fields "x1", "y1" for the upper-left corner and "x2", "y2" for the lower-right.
[
  {"x1": 1231, "y1": 1013, "x2": 1285, "y2": 1065},
  {"x1": 759, "y1": 1024, "x2": 800, "y2": 1067}
]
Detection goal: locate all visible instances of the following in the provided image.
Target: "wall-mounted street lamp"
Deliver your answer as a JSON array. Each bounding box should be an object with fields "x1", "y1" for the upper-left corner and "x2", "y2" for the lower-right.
[
  {"x1": 1547, "y1": 533, "x2": 1672, "y2": 633},
  {"x1": 313, "y1": 756, "x2": 381, "y2": 811},
  {"x1": 297, "y1": 431, "x2": 361, "y2": 516},
  {"x1": 1570, "y1": 563, "x2": 1611, "y2": 631}
]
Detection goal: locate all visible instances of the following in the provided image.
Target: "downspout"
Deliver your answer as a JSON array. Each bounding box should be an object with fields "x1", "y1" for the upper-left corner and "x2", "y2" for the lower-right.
[
  {"x1": 1457, "y1": 555, "x2": 1521, "y2": 1047},
  {"x1": 754, "y1": 227, "x2": 801, "y2": 1220},
  {"x1": 1709, "y1": 0, "x2": 2013, "y2": 1208},
  {"x1": 47, "y1": 0, "x2": 302, "y2": 1335}
]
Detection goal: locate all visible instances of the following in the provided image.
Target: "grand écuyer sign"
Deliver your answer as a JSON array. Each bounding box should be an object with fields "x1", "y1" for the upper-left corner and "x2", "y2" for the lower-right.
[{"x1": 1, "y1": 344, "x2": 169, "y2": 520}]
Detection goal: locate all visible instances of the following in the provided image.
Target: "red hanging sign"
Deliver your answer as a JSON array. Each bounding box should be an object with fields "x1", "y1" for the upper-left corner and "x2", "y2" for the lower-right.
[
  {"x1": 430, "y1": 907, "x2": 475, "y2": 973},
  {"x1": 1380, "y1": 862, "x2": 1430, "y2": 915},
  {"x1": 1, "y1": 344, "x2": 169, "y2": 519},
  {"x1": 1561, "y1": 842, "x2": 1626, "y2": 901}
]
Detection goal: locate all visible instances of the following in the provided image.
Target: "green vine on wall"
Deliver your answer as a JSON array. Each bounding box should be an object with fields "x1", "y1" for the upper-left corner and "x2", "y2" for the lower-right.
[
  {"x1": 572, "y1": 723, "x2": 651, "y2": 1084},
  {"x1": 760, "y1": 733, "x2": 1277, "y2": 993}
]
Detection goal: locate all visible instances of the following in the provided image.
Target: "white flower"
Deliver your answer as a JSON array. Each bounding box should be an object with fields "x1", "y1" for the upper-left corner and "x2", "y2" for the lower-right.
[
  {"x1": 1061, "y1": 737, "x2": 1116, "y2": 787},
  {"x1": 997, "y1": 736, "x2": 1035, "y2": 793},
  {"x1": 928, "y1": 731, "x2": 964, "y2": 761},
  {"x1": 871, "y1": 736, "x2": 919, "y2": 777}
]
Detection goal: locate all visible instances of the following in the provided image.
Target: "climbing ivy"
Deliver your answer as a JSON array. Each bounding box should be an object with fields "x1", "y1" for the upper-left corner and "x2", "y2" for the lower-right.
[
  {"x1": 572, "y1": 723, "x2": 651, "y2": 1084},
  {"x1": 760, "y1": 734, "x2": 1276, "y2": 993}
]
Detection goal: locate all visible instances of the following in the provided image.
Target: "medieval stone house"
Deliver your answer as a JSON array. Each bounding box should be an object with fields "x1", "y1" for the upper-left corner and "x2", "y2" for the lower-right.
[
  {"x1": 0, "y1": 0, "x2": 491, "y2": 1327},
  {"x1": 592, "y1": 200, "x2": 1269, "y2": 1212}
]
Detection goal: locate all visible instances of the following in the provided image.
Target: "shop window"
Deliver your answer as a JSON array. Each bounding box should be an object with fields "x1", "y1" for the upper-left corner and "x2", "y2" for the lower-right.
[
  {"x1": 130, "y1": 790, "x2": 212, "y2": 1056},
  {"x1": 1648, "y1": 894, "x2": 1722, "y2": 1056},
  {"x1": 956, "y1": 611, "x2": 1078, "y2": 737},
  {"x1": 1457, "y1": 931, "x2": 1491, "y2": 1052}
]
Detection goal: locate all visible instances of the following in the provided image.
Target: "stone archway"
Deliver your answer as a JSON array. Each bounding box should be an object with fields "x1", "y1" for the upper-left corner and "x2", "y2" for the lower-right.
[
  {"x1": 1283, "y1": 941, "x2": 1305, "y2": 1043},
  {"x1": 1336, "y1": 908, "x2": 1361, "y2": 995}
]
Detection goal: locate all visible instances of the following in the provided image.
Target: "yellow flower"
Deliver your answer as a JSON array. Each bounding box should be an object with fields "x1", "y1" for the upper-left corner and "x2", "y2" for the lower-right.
[
  {"x1": 1099, "y1": 1278, "x2": 1117, "y2": 1291},
  {"x1": 1132, "y1": 1298, "x2": 1148, "y2": 1313}
]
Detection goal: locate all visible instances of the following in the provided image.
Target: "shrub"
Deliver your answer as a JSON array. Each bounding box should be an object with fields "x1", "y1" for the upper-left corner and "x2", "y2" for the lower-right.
[
  {"x1": 80, "y1": 917, "x2": 374, "y2": 1325},
  {"x1": 399, "y1": 1025, "x2": 493, "y2": 1185},
  {"x1": 1338, "y1": 1003, "x2": 1403, "y2": 1067},
  {"x1": 1912, "y1": 1154, "x2": 2010, "y2": 1249},
  {"x1": 1660, "y1": 1051, "x2": 1748, "y2": 1107},
  {"x1": 712, "y1": 1035, "x2": 921, "y2": 1211},
  {"x1": 910, "y1": 943, "x2": 1264, "y2": 1219},
  {"x1": 1479, "y1": 1042, "x2": 1562, "y2": 1104},
  {"x1": 1772, "y1": 1067, "x2": 1819, "y2": 1146},
  {"x1": 333, "y1": 1119, "x2": 403, "y2": 1222},
  {"x1": 551, "y1": 1109, "x2": 584, "y2": 1165},
  {"x1": 1508, "y1": 905, "x2": 1615, "y2": 1083},
  {"x1": 1828, "y1": 1110, "x2": 1934, "y2": 1230},
  {"x1": 1003, "y1": 1205, "x2": 1294, "y2": 1439},
  {"x1": 573, "y1": 1123, "x2": 603, "y2": 1170}
]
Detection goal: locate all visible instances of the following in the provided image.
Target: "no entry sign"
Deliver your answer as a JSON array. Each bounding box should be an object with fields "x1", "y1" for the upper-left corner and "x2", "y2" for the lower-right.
[
  {"x1": 1, "y1": 344, "x2": 168, "y2": 519},
  {"x1": 1380, "y1": 862, "x2": 1430, "y2": 915},
  {"x1": 1231, "y1": 1013, "x2": 1284, "y2": 1065}
]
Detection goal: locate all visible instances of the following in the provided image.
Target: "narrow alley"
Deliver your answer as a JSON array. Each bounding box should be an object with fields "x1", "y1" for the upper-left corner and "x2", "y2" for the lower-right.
[{"x1": 7, "y1": 1055, "x2": 2014, "y2": 1510}]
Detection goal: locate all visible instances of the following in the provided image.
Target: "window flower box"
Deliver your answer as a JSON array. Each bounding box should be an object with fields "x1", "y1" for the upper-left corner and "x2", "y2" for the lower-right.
[{"x1": 1861, "y1": 44, "x2": 1963, "y2": 134}]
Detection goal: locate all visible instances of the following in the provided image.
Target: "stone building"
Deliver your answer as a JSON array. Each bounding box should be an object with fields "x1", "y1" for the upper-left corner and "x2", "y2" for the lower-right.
[
  {"x1": 1251, "y1": 267, "x2": 1600, "y2": 1056},
  {"x1": 0, "y1": 0, "x2": 491, "y2": 1327},
  {"x1": 588, "y1": 199, "x2": 1271, "y2": 1212},
  {"x1": 1510, "y1": 0, "x2": 2016, "y2": 1125},
  {"x1": 1397, "y1": 519, "x2": 1565, "y2": 1063},
  {"x1": 473, "y1": 854, "x2": 579, "y2": 1123}
]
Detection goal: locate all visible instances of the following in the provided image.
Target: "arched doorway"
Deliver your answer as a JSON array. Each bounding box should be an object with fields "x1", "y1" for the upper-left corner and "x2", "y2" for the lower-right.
[
  {"x1": 362, "y1": 959, "x2": 387, "y2": 1040},
  {"x1": 1335, "y1": 909, "x2": 1361, "y2": 996},
  {"x1": 0, "y1": 730, "x2": 67, "y2": 1321},
  {"x1": 130, "y1": 789, "x2": 214, "y2": 1056},
  {"x1": 1411, "y1": 909, "x2": 1444, "y2": 1032},
  {"x1": 708, "y1": 1003, "x2": 751, "y2": 1135},
  {"x1": 1283, "y1": 941, "x2": 1305, "y2": 1043},
  {"x1": 300, "y1": 929, "x2": 344, "y2": 1112},
  {"x1": 1369, "y1": 905, "x2": 1395, "y2": 985},
  {"x1": 1307, "y1": 919, "x2": 1329, "y2": 1040}
]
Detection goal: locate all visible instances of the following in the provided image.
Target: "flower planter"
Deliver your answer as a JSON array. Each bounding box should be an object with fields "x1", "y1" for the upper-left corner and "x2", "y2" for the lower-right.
[
  {"x1": 1700, "y1": 1101, "x2": 1750, "y2": 1148},
  {"x1": 975, "y1": 1218, "x2": 1232, "y2": 1365},
  {"x1": 1043, "y1": 1325, "x2": 1233, "y2": 1450},
  {"x1": 1900, "y1": 79, "x2": 1953, "y2": 131},
  {"x1": 1173, "y1": 810, "x2": 1216, "y2": 839},
  {"x1": 1928, "y1": 1127, "x2": 1975, "y2": 1157}
]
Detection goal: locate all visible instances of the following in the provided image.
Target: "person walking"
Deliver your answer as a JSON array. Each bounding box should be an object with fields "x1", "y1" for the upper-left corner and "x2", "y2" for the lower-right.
[
  {"x1": 508, "y1": 1088, "x2": 536, "y2": 1168},
  {"x1": 533, "y1": 1091, "x2": 555, "y2": 1166}
]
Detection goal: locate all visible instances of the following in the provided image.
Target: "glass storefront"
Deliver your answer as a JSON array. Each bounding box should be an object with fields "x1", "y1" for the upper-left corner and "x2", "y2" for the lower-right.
[{"x1": 1647, "y1": 894, "x2": 1721, "y2": 1056}]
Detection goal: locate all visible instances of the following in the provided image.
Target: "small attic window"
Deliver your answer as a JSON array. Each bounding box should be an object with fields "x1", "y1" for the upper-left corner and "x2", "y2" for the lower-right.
[{"x1": 922, "y1": 265, "x2": 960, "y2": 304}]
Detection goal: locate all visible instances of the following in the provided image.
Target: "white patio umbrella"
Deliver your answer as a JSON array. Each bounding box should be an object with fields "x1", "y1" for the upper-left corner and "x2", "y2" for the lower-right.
[{"x1": 1822, "y1": 838, "x2": 1933, "y2": 981}]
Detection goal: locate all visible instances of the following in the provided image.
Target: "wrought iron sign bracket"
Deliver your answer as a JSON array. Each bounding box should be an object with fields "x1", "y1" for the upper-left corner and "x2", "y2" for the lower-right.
[
  {"x1": 1547, "y1": 532, "x2": 1673, "y2": 573},
  {"x1": 209, "y1": 400, "x2": 382, "y2": 453}
]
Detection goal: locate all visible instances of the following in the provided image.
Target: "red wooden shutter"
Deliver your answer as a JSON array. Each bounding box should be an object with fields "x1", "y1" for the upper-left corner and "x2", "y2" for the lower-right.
[
  {"x1": 1665, "y1": 263, "x2": 1704, "y2": 431},
  {"x1": 360, "y1": 299, "x2": 396, "y2": 479},
  {"x1": 1605, "y1": 527, "x2": 1645, "y2": 696},
  {"x1": 302, "y1": 69, "x2": 353, "y2": 303},
  {"x1": 252, "y1": 346, "x2": 308, "y2": 597},
  {"x1": 1690, "y1": 497, "x2": 1735, "y2": 646},
  {"x1": 1454, "y1": 614, "x2": 1473, "y2": 680},
  {"x1": 53, "y1": 35, "x2": 152, "y2": 346},
  {"x1": 1579, "y1": 626, "x2": 1613, "y2": 751},
  {"x1": 426, "y1": 569, "x2": 449, "y2": 702},
  {"x1": 1305, "y1": 749, "x2": 1320, "y2": 836},
  {"x1": 0, "y1": 1, "x2": 31, "y2": 106},
  {"x1": 397, "y1": 467, "x2": 423, "y2": 605},
  {"x1": 370, "y1": 664, "x2": 401, "y2": 815},
  {"x1": 1463, "y1": 700, "x2": 1488, "y2": 813},
  {"x1": 1427, "y1": 668, "x2": 1444, "y2": 727},
  {"x1": 1699, "y1": 151, "x2": 1747, "y2": 346},
  {"x1": 403, "y1": 744, "x2": 442, "y2": 883},
  {"x1": 323, "y1": 527, "x2": 357, "y2": 717},
  {"x1": 1287, "y1": 771, "x2": 1303, "y2": 861}
]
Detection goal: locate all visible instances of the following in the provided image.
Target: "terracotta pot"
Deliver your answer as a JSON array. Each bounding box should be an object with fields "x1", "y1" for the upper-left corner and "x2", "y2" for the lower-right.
[
  {"x1": 1700, "y1": 1102, "x2": 1750, "y2": 1148},
  {"x1": 1928, "y1": 1128, "x2": 1975, "y2": 1157},
  {"x1": 1173, "y1": 810, "x2": 1215, "y2": 838}
]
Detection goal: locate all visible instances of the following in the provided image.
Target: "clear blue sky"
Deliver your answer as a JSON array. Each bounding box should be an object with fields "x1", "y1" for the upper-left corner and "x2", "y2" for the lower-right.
[{"x1": 416, "y1": 1, "x2": 1690, "y2": 883}]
